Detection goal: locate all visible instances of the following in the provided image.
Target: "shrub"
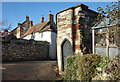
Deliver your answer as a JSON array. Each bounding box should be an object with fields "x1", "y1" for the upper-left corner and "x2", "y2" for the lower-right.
[
  {"x1": 104, "y1": 54, "x2": 120, "y2": 80},
  {"x1": 64, "y1": 54, "x2": 81, "y2": 80},
  {"x1": 97, "y1": 56, "x2": 109, "y2": 68},
  {"x1": 78, "y1": 54, "x2": 101, "y2": 80},
  {"x1": 93, "y1": 55, "x2": 120, "y2": 80},
  {"x1": 64, "y1": 54, "x2": 101, "y2": 80}
]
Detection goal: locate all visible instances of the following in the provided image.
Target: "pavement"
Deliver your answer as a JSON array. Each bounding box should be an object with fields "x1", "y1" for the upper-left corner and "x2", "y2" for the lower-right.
[{"x1": 2, "y1": 61, "x2": 58, "y2": 80}]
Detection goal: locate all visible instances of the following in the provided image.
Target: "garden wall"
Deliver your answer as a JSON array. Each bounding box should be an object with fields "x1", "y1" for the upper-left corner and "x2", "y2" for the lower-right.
[
  {"x1": 2, "y1": 38, "x2": 49, "y2": 62},
  {"x1": 95, "y1": 46, "x2": 120, "y2": 59}
]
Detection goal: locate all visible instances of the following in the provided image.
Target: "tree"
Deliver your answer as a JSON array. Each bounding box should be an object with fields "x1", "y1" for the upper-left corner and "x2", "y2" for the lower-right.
[
  {"x1": 0, "y1": 19, "x2": 12, "y2": 32},
  {"x1": 96, "y1": 1, "x2": 120, "y2": 45}
]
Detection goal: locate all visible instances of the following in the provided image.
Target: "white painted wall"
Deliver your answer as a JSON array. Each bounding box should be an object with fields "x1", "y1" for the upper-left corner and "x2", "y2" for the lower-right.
[
  {"x1": 23, "y1": 31, "x2": 57, "y2": 59},
  {"x1": 23, "y1": 34, "x2": 31, "y2": 40}
]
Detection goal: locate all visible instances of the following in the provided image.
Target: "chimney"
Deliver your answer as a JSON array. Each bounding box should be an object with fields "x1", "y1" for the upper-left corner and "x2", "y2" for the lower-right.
[
  {"x1": 18, "y1": 23, "x2": 21, "y2": 27},
  {"x1": 4, "y1": 29, "x2": 8, "y2": 36},
  {"x1": 4, "y1": 29, "x2": 8, "y2": 32},
  {"x1": 29, "y1": 21, "x2": 33, "y2": 27},
  {"x1": 41, "y1": 15, "x2": 44, "y2": 23},
  {"x1": 26, "y1": 16, "x2": 29, "y2": 21},
  {"x1": 48, "y1": 11, "x2": 53, "y2": 22}
]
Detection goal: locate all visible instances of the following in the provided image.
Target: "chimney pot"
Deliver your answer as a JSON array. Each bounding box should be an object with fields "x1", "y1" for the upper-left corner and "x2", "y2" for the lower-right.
[
  {"x1": 41, "y1": 15, "x2": 44, "y2": 23},
  {"x1": 26, "y1": 16, "x2": 29, "y2": 20},
  {"x1": 49, "y1": 11, "x2": 51, "y2": 14}
]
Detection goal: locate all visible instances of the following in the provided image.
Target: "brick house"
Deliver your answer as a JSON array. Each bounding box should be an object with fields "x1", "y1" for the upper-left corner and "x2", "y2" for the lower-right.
[
  {"x1": 56, "y1": 4, "x2": 98, "y2": 71},
  {"x1": 11, "y1": 16, "x2": 33, "y2": 38}
]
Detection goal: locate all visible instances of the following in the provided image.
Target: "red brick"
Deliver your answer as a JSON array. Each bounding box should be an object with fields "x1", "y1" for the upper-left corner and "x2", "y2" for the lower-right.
[{"x1": 75, "y1": 45, "x2": 81, "y2": 50}]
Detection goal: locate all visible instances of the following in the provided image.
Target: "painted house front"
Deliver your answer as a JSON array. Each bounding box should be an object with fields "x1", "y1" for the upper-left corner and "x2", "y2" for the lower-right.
[{"x1": 22, "y1": 12, "x2": 57, "y2": 59}]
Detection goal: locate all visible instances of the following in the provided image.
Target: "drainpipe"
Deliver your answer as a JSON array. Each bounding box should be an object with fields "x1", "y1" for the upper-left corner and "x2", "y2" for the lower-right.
[
  {"x1": 92, "y1": 28, "x2": 95, "y2": 54},
  {"x1": 106, "y1": 28, "x2": 109, "y2": 58}
]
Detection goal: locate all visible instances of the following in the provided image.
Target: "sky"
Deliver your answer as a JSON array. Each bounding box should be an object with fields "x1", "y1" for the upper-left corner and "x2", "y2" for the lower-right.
[{"x1": 2, "y1": 2, "x2": 112, "y2": 31}]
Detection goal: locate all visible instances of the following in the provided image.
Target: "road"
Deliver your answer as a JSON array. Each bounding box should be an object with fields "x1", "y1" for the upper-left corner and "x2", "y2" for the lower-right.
[{"x1": 2, "y1": 61, "x2": 58, "y2": 80}]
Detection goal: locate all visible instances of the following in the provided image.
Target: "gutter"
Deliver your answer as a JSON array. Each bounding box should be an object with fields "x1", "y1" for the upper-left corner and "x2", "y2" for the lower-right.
[{"x1": 92, "y1": 24, "x2": 117, "y2": 30}]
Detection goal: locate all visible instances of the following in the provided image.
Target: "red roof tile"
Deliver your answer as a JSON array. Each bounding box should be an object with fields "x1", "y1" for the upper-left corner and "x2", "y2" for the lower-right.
[
  {"x1": 22, "y1": 20, "x2": 49, "y2": 37},
  {"x1": 22, "y1": 22, "x2": 41, "y2": 37},
  {"x1": 33, "y1": 20, "x2": 49, "y2": 33}
]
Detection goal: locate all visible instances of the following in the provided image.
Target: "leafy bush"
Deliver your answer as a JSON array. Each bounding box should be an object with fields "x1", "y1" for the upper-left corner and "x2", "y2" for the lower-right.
[
  {"x1": 64, "y1": 54, "x2": 81, "y2": 80},
  {"x1": 78, "y1": 54, "x2": 101, "y2": 80},
  {"x1": 64, "y1": 53, "x2": 119, "y2": 80},
  {"x1": 97, "y1": 56, "x2": 109, "y2": 68},
  {"x1": 104, "y1": 54, "x2": 120, "y2": 80},
  {"x1": 93, "y1": 55, "x2": 120, "y2": 80},
  {"x1": 64, "y1": 54, "x2": 101, "y2": 80}
]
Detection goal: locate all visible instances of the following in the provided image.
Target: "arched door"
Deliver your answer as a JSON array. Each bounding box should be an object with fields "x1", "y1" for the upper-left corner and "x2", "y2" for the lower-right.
[{"x1": 61, "y1": 39, "x2": 72, "y2": 71}]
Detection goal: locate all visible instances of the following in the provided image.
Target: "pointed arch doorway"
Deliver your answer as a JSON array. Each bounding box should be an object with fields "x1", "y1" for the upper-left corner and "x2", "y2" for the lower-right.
[{"x1": 61, "y1": 39, "x2": 72, "y2": 71}]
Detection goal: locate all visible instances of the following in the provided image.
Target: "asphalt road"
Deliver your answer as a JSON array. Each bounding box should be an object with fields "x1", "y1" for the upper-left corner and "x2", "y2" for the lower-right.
[{"x1": 2, "y1": 61, "x2": 58, "y2": 80}]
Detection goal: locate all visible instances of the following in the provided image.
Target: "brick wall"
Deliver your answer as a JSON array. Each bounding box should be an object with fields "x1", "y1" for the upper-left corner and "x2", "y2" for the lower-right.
[{"x1": 2, "y1": 39, "x2": 49, "y2": 62}]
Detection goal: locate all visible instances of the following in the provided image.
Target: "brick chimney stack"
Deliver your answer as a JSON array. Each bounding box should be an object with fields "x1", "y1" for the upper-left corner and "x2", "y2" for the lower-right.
[
  {"x1": 41, "y1": 15, "x2": 44, "y2": 23},
  {"x1": 26, "y1": 16, "x2": 29, "y2": 21},
  {"x1": 48, "y1": 11, "x2": 53, "y2": 22}
]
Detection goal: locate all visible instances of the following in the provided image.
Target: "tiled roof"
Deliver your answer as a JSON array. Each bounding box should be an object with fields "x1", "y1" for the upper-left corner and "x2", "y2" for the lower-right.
[
  {"x1": 22, "y1": 22, "x2": 41, "y2": 37},
  {"x1": 22, "y1": 20, "x2": 51, "y2": 37},
  {"x1": 33, "y1": 20, "x2": 49, "y2": 33}
]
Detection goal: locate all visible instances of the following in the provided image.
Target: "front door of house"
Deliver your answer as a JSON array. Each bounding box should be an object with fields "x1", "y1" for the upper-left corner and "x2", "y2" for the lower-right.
[{"x1": 61, "y1": 39, "x2": 72, "y2": 71}]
